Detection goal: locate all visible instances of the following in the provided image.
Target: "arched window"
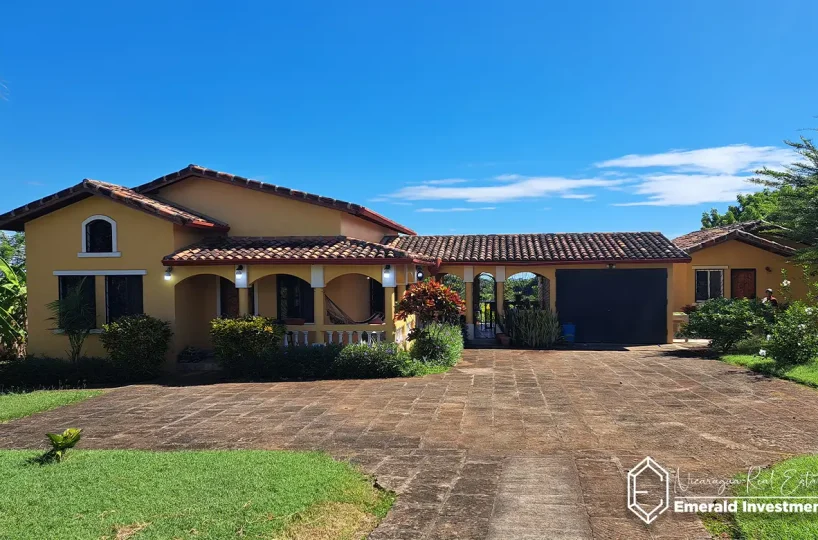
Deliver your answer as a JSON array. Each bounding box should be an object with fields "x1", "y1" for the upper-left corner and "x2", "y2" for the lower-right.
[{"x1": 80, "y1": 215, "x2": 119, "y2": 256}]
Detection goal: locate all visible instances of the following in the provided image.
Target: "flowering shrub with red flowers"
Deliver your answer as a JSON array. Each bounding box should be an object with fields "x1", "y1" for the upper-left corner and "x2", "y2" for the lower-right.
[{"x1": 395, "y1": 280, "x2": 466, "y2": 327}]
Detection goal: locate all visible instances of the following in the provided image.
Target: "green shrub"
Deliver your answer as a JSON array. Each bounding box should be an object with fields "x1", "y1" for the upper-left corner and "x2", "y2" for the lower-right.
[
  {"x1": 210, "y1": 316, "x2": 287, "y2": 377},
  {"x1": 177, "y1": 346, "x2": 209, "y2": 364},
  {"x1": 765, "y1": 302, "x2": 818, "y2": 365},
  {"x1": 505, "y1": 308, "x2": 561, "y2": 348},
  {"x1": 333, "y1": 342, "x2": 414, "y2": 379},
  {"x1": 268, "y1": 344, "x2": 343, "y2": 379},
  {"x1": 0, "y1": 355, "x2": 121, "y2": 390},
  {"x1": 733, "y1": 335, "x2": 766, "y2": 356},
  {"x1": 409, "y1": 323, "x2": 463, "y2": 366},
  {"x1": 101, "y1": 315, "x2": 173, "y2": 379},
  {"x1": 682, "y1": 298, "x2": 764, "y2": 354}
]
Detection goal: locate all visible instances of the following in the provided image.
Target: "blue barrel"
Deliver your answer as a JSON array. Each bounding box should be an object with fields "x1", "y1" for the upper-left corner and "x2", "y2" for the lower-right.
[{"x1": 562, "y1": 323, "x2": 576, "y2": 343}]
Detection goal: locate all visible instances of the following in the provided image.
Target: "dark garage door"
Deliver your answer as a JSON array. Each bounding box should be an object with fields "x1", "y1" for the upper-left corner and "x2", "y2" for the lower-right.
[{"x1": 556, "y1": 269, "x2": 667, "y2": 344}]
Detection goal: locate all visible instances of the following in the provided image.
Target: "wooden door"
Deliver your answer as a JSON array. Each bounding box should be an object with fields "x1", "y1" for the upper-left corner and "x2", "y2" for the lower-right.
[{"x1": 731, "y1": 269, "x2": 756, "y2": 299}]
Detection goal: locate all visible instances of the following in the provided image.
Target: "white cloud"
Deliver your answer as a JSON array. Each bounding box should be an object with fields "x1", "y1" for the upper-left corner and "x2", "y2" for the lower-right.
[
  {"x1": 415, "y1": 207, "x2": 496, "y2": 213},
  {"x1": 613, "y1": 174, "x2": 761, "y2": 206},
  {"x1": 421, "y1": 178, "x2": 468, "y2": 186},
  {"x1": 595, "y1": 144, "x2": 795, "y2": 175},
  {"x1": 561, "y1": 193, "x2": 594, "y2": 200},
  {"x1": 389, "y1": 176, "x2": 622, "y2": 203}
]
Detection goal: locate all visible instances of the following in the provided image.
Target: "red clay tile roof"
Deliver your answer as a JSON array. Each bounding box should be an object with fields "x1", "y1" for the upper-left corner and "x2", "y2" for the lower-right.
[
  {"x1": 0, "y1": 179, "x2": 229, "y2": 232},
  {"x1": 672, "y1": 221, "x2": 795, "y2": 256},
  {"x1": 135, "y1": 164, "x2": 416, "y2": 236},
  {"x1": 164, "y1": 236, "x2": 435, "y2": 265},
  {"x1": 381, "y1": 232, "x2": 690, "y2": 264}
]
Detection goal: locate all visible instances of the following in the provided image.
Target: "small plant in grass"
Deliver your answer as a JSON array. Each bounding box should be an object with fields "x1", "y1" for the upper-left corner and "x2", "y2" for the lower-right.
[
  {"x1": 31, "y1": 428, "x2": 82, "y2": 464},
  {"x1": 682, "y1": 298, "x2": 764, "y2": 354},
  {"x1": 409, "y1": 323, "x2": 463, "y2": 366},
  {"x1": 765, "y1": 301, "x2": 818, "y2": 365}
]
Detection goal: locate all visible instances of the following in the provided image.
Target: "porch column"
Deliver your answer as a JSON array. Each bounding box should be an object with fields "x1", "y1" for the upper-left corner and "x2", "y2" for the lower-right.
[
  {"x1": 311, "y1": 265, "x2": 326, "y2": 344},
  {"x1": 313, "y1": 287, "x2": 326, "y2": 344},
  {"x1": 495, "y1": 266, "x2": 506, "y2": 321},
  {"x1": 463, "y1": 266, "x2": 474, "y2": 339},
  {"x1": 384, "y1": 286, "x2": 396, "y2": 342},
  {"x1": 238, "y1": 287, "x2": 250, "y2": 316}
]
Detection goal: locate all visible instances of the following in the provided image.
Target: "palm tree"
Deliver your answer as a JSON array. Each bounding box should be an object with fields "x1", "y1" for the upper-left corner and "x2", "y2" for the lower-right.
[{"x1": 47, "y1": 279, "x2": 95, "y2": 362}]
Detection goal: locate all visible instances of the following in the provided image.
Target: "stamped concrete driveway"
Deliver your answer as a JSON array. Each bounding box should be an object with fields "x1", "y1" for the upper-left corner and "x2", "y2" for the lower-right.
[{"x1": 4, "y1": 347, "x2": 818, "y2": 539}]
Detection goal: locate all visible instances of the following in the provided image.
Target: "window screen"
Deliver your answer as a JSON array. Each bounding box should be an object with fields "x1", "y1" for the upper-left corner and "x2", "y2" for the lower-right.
[
  {"x1": 85, "y1": 219, "x2": 113, "y2": 253},
  {"x1": 695, "y1": 270, "x2": 723, "y2": 302},
  {"x1": 106, "y1": 275, "x2": 143, "y2": 323},
  {"x1": 58, "y1": 275, "x2": 96, "y2": 329}
]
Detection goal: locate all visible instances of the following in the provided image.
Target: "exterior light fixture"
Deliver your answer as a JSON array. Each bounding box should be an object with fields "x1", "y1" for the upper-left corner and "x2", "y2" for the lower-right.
[
  {"x1": 607, "y1": 263, "x2": 616, "y2": 269},
  {"x1": 164, "y1": 267, "x2": 173, "y2": 281},
  {"x1": 235, "y1": 265, "x2": 244, "y2": 278},
  {"x1": 382, "y1": 264, "x2": 392, "y2": 280},
  {"x1": 416, "y1": 266, "x2": 424, "y2": 280}
]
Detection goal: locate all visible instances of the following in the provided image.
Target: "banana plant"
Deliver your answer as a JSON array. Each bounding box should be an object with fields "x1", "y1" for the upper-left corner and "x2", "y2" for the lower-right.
[
  {"x1": 46, "y1": 428, "x2": 83, "y2": 462},
  {"x1": 0, "y1": 256, "x2": 26, "y2": 355}
]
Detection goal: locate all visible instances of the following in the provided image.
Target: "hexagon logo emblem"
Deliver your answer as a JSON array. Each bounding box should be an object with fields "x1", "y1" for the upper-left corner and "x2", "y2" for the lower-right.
[{"x1": 627, "y1": 456, "x2": 670, "y2": 524}]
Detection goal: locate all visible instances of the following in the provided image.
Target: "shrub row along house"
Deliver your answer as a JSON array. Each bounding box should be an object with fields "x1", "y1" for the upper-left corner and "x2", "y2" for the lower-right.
[{"x1": 0, "y1": 165, "x2": 806, "y2": 366}]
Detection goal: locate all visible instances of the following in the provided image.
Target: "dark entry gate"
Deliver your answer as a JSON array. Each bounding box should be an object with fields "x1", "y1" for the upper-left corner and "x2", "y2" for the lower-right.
[{"x1": 555, "y1": 269, "x2": 667, "y2": 344}]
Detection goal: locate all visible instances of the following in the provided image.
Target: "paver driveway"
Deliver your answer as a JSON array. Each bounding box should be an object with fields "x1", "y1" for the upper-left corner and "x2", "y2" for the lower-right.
[{"x1": 4, "y1": 347, "x2": 818, "y2": 539}]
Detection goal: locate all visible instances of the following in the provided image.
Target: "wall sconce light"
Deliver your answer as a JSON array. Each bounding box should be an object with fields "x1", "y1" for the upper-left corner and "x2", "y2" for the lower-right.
[
  {"x1": 607, "y1": 263, "x2": 616, "y2": 269},
  {"x1": 766, "y1": 266, "x2": 772, "y2": 273},
  {"x1": 416, "y1": 265, "x2": 425, "y2": 280},
  {"x1": 382, "y1": 264, "x2": 392, "y2": 281},
  {"x1": 164, "y1": 267, "x2": 173, "y2": 281},
  {"x1": 235, "y1": 265, "x2": 244, "y2": 279}
]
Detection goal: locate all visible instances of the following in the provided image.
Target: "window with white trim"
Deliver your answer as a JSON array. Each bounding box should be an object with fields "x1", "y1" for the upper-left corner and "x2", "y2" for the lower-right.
[
  {"x1": 80, "y1": 215, "x2": 119, "y2": 256},
  {"x1": 695, "y1": 269, "x2": 724, "y2": 302}
]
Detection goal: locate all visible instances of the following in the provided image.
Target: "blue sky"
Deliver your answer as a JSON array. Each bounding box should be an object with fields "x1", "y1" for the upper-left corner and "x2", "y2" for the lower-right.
[{"x1": 1, "y1": 1, "x2": 815, "y2": 239}]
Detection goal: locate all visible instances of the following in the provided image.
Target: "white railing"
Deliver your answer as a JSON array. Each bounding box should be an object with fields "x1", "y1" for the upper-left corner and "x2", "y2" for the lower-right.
[
  {"x1": 326, "y1": 329, "x2": 386, "y2": 345},
  {"x1": 281, "y1": 324, "x2": 391, "y2": 347}
]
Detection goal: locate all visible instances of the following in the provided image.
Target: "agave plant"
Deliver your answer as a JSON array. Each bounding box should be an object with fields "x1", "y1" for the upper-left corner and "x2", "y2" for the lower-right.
[
  {"x1": 0, "y1": 256, "x2": 27, "y2": 357},
  {"x1": 46, "y1": 428, "x2": 83, "y2": 462}
]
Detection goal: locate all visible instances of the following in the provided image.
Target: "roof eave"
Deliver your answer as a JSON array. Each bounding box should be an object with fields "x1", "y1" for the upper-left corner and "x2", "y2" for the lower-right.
[
  {"x1": 425, "y1": 257, "x2": 692, "y2": 266},
  {"x1": 163, "y1": 257, "x2": 429, "y2": 267}
]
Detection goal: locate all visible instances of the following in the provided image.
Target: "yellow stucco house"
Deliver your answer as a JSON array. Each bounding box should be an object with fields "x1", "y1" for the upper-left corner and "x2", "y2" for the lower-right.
[
  {"x1": 0, "y1": 165, "x2": 694, "y2": 366},
  {"x1": 671, "y1": 221, "x2": 808, "y2": 311}
]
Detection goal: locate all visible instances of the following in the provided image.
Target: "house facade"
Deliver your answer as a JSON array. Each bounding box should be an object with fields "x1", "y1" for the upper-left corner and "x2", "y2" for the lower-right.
[
  {"x1": 0, "y1": 165, "x2": 692, "y2": 365},
  {"x1": 671, "y1": 221, "x2": 808, "y2": 311}
]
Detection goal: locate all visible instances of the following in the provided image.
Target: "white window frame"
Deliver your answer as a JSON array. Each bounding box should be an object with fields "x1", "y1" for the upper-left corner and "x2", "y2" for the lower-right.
[
  {"x1": 694, "y1": 268, "x2": 725, "y2": 302},
  {"x1": 79, "y1": 215, "x2": 121, "y2": 258}
]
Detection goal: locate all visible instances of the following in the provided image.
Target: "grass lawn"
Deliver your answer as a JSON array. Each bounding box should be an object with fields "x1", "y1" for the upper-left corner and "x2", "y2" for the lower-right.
[
  {"x1": 0, "y1": 389, "x2": 104, "y2": 423},
  {"x1": 721, "y1": 355, "x2": 818, "y2": 388},
  {"x1": 701, "y1": 454, "x2": 818, "y2": 539},
  {"x1": 0, "y1": 449, "x2": 394, "y2": 539}
]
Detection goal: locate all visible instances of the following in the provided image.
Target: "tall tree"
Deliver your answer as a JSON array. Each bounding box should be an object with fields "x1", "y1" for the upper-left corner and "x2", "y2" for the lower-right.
[
  {"x1": 0, "y1": 232, "x2": 25, "y2": 274},
  {"x1": 751, "y1": 132, "x2": 818, "y2": 262},
  {"x1": 701, "y1": 190, "x2": 780, "y2": 228}
]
